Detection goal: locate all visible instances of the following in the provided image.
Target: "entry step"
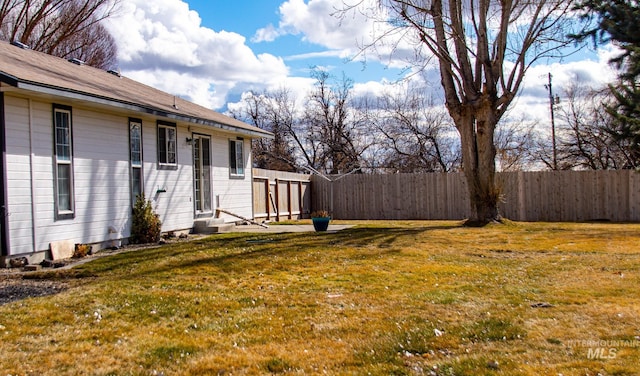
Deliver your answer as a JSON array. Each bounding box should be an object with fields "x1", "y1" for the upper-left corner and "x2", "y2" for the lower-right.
[{"x1": 193, "y1": 218, "x2": 236, "y2": 234}]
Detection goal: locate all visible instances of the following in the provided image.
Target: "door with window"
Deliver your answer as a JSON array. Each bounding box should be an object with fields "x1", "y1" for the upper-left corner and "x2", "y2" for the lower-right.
[{"x1": 193, "y1": 134, "x2": 212, "y2": 215}]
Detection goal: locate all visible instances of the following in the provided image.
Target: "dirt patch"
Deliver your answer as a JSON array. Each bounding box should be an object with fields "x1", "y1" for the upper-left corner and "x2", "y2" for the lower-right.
[
  {"x1": 0, "y1": 235, "x2": 203, "y2": 306},
  {"x1": 0, "y1": 275, "x2": 68, "y2": 305}
]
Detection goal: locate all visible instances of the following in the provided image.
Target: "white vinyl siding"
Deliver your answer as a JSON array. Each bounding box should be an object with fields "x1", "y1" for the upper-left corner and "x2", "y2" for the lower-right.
[
  {"x1": 214, "y1": 136, "x2": 253, "y2": 220},
  {"x1": 143, "y1": 119, "x2": 193, "y2": 231},
  {"x1": 4, "y1": 96, "x2": 36, "y2": 255},
  {"x1": 3, "y1": 93, "x2": 256, "y2": 256}
]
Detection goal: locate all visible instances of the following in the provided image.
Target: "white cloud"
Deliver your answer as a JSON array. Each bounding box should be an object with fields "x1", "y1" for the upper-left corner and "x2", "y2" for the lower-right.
[
  {"x1": 277, "y1": 0, "x2": 366, "y2": 49},
  {"x1": 511, "y1": 48, "x2": 618, "y2": 125},
  {"x1": 259, "y1": 0, "x2": 453, "y2": 76},
  {"x1": 103, "y1": 0, "x2": 621, "y2": 126},
  {"x1": 257, "y1": 0, "x2": 398, "y2": 60},
  {"x1": 226, "y1": 75, "x2": 318, "y2": 116},
  {"x1": 284, "y1": 50, "x2": 345, "y2": 61},
  {"x1": 105, "y1": 0, "x2": 289, "y2": 110},
  {"x1": 251, "y1": 23, "x2": 282, "y2": 43}
]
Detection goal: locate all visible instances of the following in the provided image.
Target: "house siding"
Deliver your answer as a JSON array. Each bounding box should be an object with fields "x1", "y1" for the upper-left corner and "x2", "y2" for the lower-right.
[
  {"x1": 210, "y1": 132, "x2": 254, "y2": 221},
  {"x1": 142, "y1": 117, "x2": 194, "y2": 233},
  {"x1": 4, "y1": 95, "x2": 35, "y2": 255},
  {"x1": 4, "y1": 96, "x2": 134, "y2": 254},
  {"x1": 3, "y1": 93, "x2": 256, "y2": 257}
]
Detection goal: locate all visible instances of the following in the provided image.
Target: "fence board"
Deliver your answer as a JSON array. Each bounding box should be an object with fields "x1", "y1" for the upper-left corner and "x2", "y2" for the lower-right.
[
  {"x1": 252, "y1": 168, "x2": 311, "y2": 221},
  {"x1": 309, "y1": 170, "x2": 640, "y2": 222},
  {"x1": 253, "y1": 169, "x2": 639, "y2": 222}
]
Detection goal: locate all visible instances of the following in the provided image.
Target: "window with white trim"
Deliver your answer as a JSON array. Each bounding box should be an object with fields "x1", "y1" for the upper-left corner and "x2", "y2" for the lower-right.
[
  {"x1": 53, "y1": 104, "x2": 74, "y2": 219},
  {"x1": 130, "y1": 119, "x2": 143, "y2": 204},
  {"x1": 157, "y1": 122, "x2": 177, "y2": 167},
  {"x1": 229, "y1": 138, "x2": 244, "y2": 177}
]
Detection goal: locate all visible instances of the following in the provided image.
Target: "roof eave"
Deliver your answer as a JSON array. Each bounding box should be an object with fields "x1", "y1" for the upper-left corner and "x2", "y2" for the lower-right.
[{"x1": 1, "y1": 74, "x2": 274, "y2": 139}]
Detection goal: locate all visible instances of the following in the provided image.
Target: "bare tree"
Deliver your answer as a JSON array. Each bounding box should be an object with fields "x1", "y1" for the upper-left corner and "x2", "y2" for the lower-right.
[
  {"x1": 494, "y1": 117, "x2": 539, "y2": 172},
  {"x1": 303, "y1": 69, "x2": 368, "y2": 174},
  {"x1": 232, "y1": 73, "x2": 373, "y2": 175},
  {"x1": 0, "y1": 0, "x2": 119, "y2": 69},
  {"x1": 230, "y1": 89, "x2": 299, "y2": 172},
  {"x1": 374, "y1": 86, "x2": 460, "y2": 172},
  {"x1": 554, "y1": 81, "x2": 635, "y2": 170},
  {"x1": 343, "y1": 0, "x2": 578, "y2": 224}
]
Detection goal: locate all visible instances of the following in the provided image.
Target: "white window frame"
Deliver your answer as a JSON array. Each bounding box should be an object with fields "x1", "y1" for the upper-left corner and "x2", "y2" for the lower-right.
[
  {"x1": 129, "y1": 119, "x2": 143, "y2": 205},
  {"x1": 157, "y1": 121, "x2": 177, "y2": 168},
  {"x1": 229, "y1": 137, "x2": 245, "y2": 178},
  {"x1": 53, "y1": 104, "x2": 75, "y2": 220}
]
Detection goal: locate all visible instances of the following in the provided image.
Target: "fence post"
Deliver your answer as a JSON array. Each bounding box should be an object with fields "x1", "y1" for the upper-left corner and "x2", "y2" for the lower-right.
[
  {"x1": 274, "y1": 179, "x2": 280, "y2": 222},
  {"x1": 287, "y1": 180, "x2": 292, "y2": 220},
  {"x1": 264, "y1": 178, "x2": 270, "y2": 221}
]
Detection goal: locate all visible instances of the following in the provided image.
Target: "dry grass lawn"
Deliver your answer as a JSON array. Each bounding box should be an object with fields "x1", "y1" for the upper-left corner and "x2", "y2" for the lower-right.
[{"x1": 1, "y1": 221, "x2": 639, "y2": 375}]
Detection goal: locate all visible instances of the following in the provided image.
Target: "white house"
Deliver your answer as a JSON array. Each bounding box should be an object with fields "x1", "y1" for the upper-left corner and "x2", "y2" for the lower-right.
[{"x1": 0, "y1": 41, "x2": 273, "y2": 266}]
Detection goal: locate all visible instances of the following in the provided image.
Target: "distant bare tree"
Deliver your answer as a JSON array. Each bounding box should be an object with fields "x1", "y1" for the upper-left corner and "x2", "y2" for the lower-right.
[
  {"x1": 494, "y1": 117, "x2": 538, "y2": 172},
  {"x1": 554, "y1": 81, "x2": 634, "y2": 170},
  {"x1": 0, "y1": 0, "x2": 119, "y2": 69},
  {"x1": 374, "y1": 86, "x2": 460, "y2": 172},
  {"x1": 231, "y1": 89, "x2": 298, "y2": 172},
  {"x1": 303, "y1": 69, "x2": 368, "y2": 174}
]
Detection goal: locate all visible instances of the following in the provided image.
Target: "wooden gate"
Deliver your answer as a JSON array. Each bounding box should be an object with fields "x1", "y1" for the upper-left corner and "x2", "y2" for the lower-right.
[{"x1": 252, "y1": 169, "x2": 312, "y2": 222}]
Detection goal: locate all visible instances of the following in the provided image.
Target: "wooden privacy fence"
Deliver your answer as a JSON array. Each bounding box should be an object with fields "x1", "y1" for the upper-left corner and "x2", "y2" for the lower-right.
[
  {"x1": 310, "y1": 170, "x2": 640, "y2": 222},
  {"x1": 252, "y1": 168, "x2": 312, "y2": 221}
]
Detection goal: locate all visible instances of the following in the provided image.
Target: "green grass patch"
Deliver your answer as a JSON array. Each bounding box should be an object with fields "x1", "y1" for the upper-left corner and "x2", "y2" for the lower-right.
[
  {"x1": 461, "y1": 317, "x2": 526, "y2": 342},
  {"x1": 1, "y1": 221, "x2": 639, "y2": 375}
]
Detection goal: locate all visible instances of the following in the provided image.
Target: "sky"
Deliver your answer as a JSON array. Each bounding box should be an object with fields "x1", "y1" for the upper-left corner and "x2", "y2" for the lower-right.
[{"x1": 103, "y1": 0, "x2": 620, "y2": 123}]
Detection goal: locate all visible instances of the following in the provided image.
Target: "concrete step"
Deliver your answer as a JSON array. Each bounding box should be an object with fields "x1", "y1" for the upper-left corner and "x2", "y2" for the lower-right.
[{"x1": 193, "y1": 218, "x2": 236, "y2": 234}]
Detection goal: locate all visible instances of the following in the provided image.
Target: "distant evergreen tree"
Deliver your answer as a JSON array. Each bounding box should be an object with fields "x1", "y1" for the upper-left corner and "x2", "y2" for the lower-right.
[
  {"x1": 605, "y1": 81, "x2": 640, "y2": 168},
  {"x1": 573, "y1": 0, "x2": 640, "y2": 77},
  {"x1": 573, "y1": 0, "x2": 640, "y2": 168}
]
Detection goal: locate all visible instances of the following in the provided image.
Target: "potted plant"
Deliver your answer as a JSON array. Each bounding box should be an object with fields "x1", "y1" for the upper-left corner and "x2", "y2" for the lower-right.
[{"x1": 310, "y1": 210, "x2": 331, "y2": 232}]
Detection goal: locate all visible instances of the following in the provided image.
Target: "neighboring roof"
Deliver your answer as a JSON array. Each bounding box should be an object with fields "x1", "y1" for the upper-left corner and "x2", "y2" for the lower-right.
[{"x1": 0, "y1": 41, "x2": 273, "y2": 139}]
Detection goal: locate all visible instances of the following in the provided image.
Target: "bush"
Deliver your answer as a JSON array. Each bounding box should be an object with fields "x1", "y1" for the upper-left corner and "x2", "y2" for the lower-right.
[
  {"x1": 130, "y1": 194, "x2": 162, "y2": 244},
  {"x1": 73, "y1": 244, "x2": 91, "y2": 258}
]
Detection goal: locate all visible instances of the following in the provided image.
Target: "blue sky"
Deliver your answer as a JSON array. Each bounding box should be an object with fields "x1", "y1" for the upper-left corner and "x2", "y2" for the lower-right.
[
  {"x1": 192, "y1": 0, "x2": 410, "y2": 87},
  {"x1": 187, "y1": 0, "x2": 403, "y2": 83},
  {"x1": 104, "y1": 0, "x2": 618, "y2": 120}
]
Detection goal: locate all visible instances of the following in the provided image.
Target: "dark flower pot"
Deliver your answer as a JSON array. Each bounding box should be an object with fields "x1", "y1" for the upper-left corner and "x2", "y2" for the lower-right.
[{"x1": 312, "y1": 217, "x2": 331, "y2": 232}]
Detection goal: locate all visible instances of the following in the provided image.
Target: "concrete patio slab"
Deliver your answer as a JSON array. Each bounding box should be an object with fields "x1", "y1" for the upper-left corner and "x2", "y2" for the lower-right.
[{"x1": 231, "y1": 224, "x2": 354, "y2": 233}]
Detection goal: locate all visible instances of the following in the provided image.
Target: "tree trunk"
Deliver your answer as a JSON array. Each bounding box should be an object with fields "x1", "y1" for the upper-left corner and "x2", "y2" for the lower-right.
[{"x1": 457, "y1": 107, "x2": 501, "y2": 226}]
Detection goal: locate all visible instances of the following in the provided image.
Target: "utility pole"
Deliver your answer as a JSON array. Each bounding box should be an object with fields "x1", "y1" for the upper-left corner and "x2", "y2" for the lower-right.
[{"x1": 545, "y1": 73, "x2": 560, "y2": 170}]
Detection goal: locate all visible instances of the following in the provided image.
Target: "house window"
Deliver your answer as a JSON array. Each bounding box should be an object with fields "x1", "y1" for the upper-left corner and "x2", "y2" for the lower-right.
[
  {"x1": 157, "y1": 121, "x2": 177, "y2": 167},
  {"x1": 130, "y1": 119, "x2": 143, "y2": 204},
  {"x1": 53, "y1": 104, "x2": 74, "y2": 219},
  {"x1": 229, "y1": 138, "x2": 244, "y2": 177}
]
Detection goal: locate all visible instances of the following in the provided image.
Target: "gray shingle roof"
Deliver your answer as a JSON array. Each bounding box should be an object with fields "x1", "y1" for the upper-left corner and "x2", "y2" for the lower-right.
[{"x1": 0, "y1": 41, "x2": 272, "y2": 138}]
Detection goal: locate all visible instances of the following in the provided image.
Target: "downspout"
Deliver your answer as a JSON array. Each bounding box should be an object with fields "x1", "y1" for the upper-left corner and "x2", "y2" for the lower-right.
[
  {"x1": 249, "y1": 140, "x2": 255, "y2": 221},
  {"x1": 28, "y1": 99, "x2": 37, "y2": 253},
  {"x1": 0, "y1": 92, "x2": 10, "y2": 257}
]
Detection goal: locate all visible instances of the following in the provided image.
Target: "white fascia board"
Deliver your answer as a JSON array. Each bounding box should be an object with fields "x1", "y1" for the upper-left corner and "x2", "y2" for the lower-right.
[{"x1": 13, "y1": 81, "x2": 274, "y2": 139}]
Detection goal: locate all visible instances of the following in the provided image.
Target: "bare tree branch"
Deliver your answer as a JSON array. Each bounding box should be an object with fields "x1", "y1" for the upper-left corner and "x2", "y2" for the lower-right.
[
  {"x1": 338, "y1": 0, "x2": 579, "y2": 223},
  {"x1": 0, "y1": 0, "x2": 119, "y2": 69}
]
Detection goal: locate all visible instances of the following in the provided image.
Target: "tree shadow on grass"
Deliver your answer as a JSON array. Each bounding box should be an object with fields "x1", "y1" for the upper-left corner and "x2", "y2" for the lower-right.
[{"x1": 78, "y1": 224, "x2": 463, "y2": 280}]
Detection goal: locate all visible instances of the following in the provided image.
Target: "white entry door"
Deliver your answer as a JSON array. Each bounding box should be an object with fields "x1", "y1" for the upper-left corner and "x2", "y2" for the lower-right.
[{"x1": 193, "y1": 134, "x2": 212, "y2": 214}]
